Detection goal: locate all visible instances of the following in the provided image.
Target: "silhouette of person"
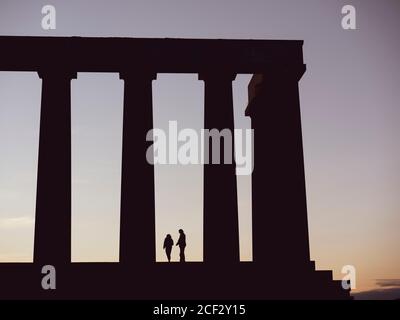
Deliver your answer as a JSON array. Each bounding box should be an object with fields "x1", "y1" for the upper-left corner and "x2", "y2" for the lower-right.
[
  {"x1": 176, "y1": 229, "x2": 186, "y2": 262},
  {"x1": 163, "y1": 234, "x2": 174, "y2": 262}
]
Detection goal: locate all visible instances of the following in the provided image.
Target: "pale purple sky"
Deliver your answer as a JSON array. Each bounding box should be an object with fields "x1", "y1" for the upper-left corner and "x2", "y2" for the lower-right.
[{"x1": 0, "y1": 0, "x2": 399, "y2": 295}]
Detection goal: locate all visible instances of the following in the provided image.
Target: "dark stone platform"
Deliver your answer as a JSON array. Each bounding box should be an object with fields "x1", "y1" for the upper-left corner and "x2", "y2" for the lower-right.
[{"x1": 0, "y1": 262, "x2": 351, "y2": 300}]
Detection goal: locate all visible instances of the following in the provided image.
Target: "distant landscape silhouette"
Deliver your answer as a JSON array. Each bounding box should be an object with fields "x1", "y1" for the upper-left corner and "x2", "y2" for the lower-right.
[{"x1": 0, "y1": 35, "x2": 351, "y2": 299}]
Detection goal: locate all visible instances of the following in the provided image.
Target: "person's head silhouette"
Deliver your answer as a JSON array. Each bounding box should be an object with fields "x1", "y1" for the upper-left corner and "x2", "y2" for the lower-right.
[
  {"x1": 179, "y1": 229, "x2": 183, "y2": 234},
  {"x1": 166, "y1": 234, "x2": 171, "y2": 239}
]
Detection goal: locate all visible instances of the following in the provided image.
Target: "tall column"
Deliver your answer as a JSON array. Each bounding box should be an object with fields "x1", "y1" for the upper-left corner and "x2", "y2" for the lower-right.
[
  {"x1": 200, "y1": 72, "x2": 240, "y2": 264},
  {"x1": 34, "y1": 70, "x2": 76, "y2": 265},
  {"x1": 245, "y1": 65, "x2": 311, "y2": 269},
  {"x1": 119, "y1": 71, "x2": 156, "y2": 265}
]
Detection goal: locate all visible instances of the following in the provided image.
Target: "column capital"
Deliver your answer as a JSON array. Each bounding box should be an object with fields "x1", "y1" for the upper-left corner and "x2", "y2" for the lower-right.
[
  {"x1": 245, "y1": 64, "x2": 306, "y2": 117},
  {"x1": 37, "y1": 69, "x2": 77, "y2": 80},
  {"x1": 119, "y1": 70, "x2": 157, "y2": 81},
  {"x1": 198, "y1": 71, "x2": 236, "y2": 82},
  {"x1": 262, "y1": 63, "x2": 306, "y2": 82}
]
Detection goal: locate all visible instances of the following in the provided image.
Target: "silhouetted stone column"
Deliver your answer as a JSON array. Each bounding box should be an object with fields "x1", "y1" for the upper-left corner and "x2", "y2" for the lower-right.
[
  {"x1": 34, "y1": 70, "x2": 76, "y2": 265},
  {"x1": 119, "y1": 71, "x2": 156, "y2": 265},
  {"x1": 199, "y1": 72, "x2": 240, "y2": 264},
  {"x1": 245, "y1": 65, "x2": 311, "y2": 269}
]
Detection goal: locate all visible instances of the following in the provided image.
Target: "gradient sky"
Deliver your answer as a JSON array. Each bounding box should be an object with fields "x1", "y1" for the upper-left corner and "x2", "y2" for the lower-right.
[{"x1": 0, "y1": 0, "x2": 399, "y2": 295}]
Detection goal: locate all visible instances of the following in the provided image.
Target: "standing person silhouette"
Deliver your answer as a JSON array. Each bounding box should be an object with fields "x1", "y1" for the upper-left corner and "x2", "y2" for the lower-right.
[
  {"x1": 163, "y1": 234, "x2": 174, "y2": 262},
  {"x1": 176, "y1": 229, "x2": 186, "y2": 262}
]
